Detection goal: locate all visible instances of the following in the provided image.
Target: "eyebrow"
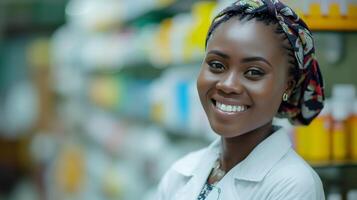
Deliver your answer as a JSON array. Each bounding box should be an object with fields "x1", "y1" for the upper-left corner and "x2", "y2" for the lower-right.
[
  {"x1": 207, "y1": 50, "x2": 272, "y2": 68},
  {"x1": 207, "y1": 50, "x2": 230, "y2": 59},
  {"x1": 241, "y1": 57, "x2": 273, "y2": 68}
]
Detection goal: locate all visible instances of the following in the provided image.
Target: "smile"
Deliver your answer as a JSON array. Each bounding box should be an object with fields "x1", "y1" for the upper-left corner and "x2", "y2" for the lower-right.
[{"x1": 212, "y1": 100, "x2": 249, "y2": 113}]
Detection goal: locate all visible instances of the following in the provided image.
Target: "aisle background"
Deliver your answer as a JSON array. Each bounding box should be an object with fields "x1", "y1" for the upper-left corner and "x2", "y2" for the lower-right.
[{"x1": 1, "y1": 0, "x2": 357, "y2": 200}]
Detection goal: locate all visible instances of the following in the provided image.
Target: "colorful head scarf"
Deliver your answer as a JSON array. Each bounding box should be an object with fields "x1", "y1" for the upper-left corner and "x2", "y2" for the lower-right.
[{"x1": 208, "y1": 0, "x2": 325, "y2": 125}]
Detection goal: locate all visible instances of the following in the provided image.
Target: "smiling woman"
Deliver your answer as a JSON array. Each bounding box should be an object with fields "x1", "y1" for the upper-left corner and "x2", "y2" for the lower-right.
[{"x1": 157, "y1": 1, "x2": 325, "y2": 200}]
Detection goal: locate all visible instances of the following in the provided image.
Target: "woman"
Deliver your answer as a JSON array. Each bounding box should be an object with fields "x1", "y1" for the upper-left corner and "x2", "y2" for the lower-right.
[{"x1": 158, "y1": 0, "x2": 325, "y2": 199}]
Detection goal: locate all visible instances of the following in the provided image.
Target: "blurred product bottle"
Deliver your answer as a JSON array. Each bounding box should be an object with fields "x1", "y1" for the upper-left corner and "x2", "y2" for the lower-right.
[
  {"x1": 307, "y1": 101, "x2": 332, "y2": 162},
  {"x1": 347, "y1": 189, "x2": 357, "y2": 200},
  {"x1": 89, "y1": 75, "x2": 121, "y2": 110},
  {"x1": 152, "y1": 19, "x2": 173, "y2": 66},
  {"x1": 294, "y1": 97, "x2": 332, "y2": 162},
  {"x1": 170, "y1": 13, "x2": 193, "y2": 64},
  {"x1": 55, "y1": 145, "x2": 85, "y2": 194},
  {"x1": 294, "y1": 124, "x2": 311, "y2": 160},
  {"x1": 149, "y1": 68, "x2": 191, "y2": 132},
  {"x1": 331, "y1": 84, "x2": 355, "y2": 161},
  {"x1": 331, "y1": 117, "x2": 348, "y2": 161},
  {"x1": 350, "y1": 100, "x2": 357, "y2": 161},
  {"x1": 184, "y1": 1, "x2": 217, "y2": 62},
  {"x1": 327, "y1": 186, "x2": 342, "y2": 200}
]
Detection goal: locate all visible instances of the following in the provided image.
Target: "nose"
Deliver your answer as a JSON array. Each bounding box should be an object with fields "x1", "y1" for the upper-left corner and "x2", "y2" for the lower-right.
[{"x1": 216, "y1": 71, "x2": 244, "y2": 94}]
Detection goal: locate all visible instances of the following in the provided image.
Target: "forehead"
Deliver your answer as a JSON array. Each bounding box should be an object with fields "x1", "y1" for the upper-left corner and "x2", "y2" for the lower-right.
[{"x1": 207, "y1": 18, "x2": 284, "y2": 61}]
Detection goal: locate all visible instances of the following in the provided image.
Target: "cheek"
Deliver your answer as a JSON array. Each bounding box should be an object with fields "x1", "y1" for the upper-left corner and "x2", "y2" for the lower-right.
[
  {"x1": 246, "y1": 78, "x2": 284, "y2": 107},
  {"x1": 196, "y1": 70, "x2": 205, "y2": 96},
  {"x1": 197, "y1": 68, "x2": 214, "y2": 96}
]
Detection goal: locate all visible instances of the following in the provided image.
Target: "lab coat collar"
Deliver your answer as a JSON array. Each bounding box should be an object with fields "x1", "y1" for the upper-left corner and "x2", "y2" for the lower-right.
[
  {"x1": 172, "y1": 138, "x2": 220, "y2": 177},
  {"x1": 172, "y1": 127, "x2": 292, "y2": 182},
  {"x1": 231, "y1": 127, "x2": 292, "y2": 182}
]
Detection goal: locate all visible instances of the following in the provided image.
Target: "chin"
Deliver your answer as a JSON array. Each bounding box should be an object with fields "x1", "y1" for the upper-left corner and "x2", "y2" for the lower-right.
[{"x1": 209, "y1": 122, "x2": 249, "y2": 138}]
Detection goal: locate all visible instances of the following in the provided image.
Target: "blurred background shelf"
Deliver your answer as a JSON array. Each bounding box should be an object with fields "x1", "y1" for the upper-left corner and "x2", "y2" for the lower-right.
[
  {"x1": 312, "y1": 161, "x2": 357, "y2": 169},
  {"x1": 299, "y1": 3, "x2": 357, "y2": 31},
  {"x1": 124, "y1": 0, "x2": 208, "y2": 27},
  {"x1": 0, "y1": 0, "x2": 68, "y2": 36}
]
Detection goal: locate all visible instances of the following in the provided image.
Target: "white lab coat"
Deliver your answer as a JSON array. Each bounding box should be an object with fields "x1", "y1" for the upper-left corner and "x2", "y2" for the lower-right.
[{"x1": 157, "y1": 128, "x2": 325, "y2": 200}]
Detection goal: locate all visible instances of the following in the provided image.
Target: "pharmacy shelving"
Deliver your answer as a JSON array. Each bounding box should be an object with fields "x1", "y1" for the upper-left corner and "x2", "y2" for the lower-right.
[
  {"x1": 48, "y1": 1, "x2": 357, "y2": 200},
  {"x1": 79, "y1": 1, "x2": 357, "y2": 76},
  {"x1": 298, "y1": 3, "x2": 357, "y2": 31},
  {"x1": 124, "y1": 0, "x2": 206, "y2": 27},
  {"x1": 0, "y1": 0, "x2": 68, "y2": 35}
]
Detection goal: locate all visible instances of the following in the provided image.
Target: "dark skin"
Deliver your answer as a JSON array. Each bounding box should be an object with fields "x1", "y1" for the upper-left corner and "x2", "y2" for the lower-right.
[{"x1": 197, "y1": 17, "x2": 295, "y2": 181}]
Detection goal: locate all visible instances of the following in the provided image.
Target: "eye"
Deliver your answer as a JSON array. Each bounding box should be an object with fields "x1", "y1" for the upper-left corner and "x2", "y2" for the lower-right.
[
  {"x1": 208, "y1": 61, "x2": 225, "y2": 72},
  {"x1": 244, "y1": 68, "x2": 265, "y2": 79}
]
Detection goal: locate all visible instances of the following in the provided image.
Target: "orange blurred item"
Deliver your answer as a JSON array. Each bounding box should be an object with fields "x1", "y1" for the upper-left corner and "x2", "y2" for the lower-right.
[
  {"x1": 294, "y1": 103, "x2": 332, "y2": 162},
  {"x1": 308, "y1": 106, "x2": 332, "y2": 162},
  {"x1": 294, "y1": 125, "x2": 311, "y2": 160},
  {"x1": 331, "y1": 119, "x2": 349, "y2": 161},
  {"x1": 350, "y1": 101, "x2": 357, "y2": 160}
]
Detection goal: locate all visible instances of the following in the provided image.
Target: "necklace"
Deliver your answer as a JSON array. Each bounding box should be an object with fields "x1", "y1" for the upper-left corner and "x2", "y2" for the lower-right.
[{"x1": 209, "y1": 159, "x2": 226, "y2": 184}]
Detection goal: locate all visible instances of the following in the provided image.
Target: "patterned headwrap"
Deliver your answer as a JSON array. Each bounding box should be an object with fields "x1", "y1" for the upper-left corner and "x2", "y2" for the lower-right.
[{"x1": 206, "y1": 0, "x2": 325, "y2": 125}]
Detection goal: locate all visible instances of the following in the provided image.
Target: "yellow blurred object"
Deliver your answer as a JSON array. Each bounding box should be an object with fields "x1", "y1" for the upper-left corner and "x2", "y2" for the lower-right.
[
  {"x1": 297, "y1": 3, "x2": 357, "y2": 31},
  {"x1": 184, "y1": 1, "x2": 217, "y2": 62},
  {"x1": 27, "y1": 38, "x2": 51, "y2": 69},
  {"x1": 350, "y1": 112, "x2": 357, "y2": 160},
  {"x1": 151, "y1": 102, "x2": 164, "y2": 125},
  {"x1": 157, "y1": 0, "x2": 175, "y2": 8},
  {"x1": 153, "y1": 19, "x2": 173, "y2": 66},
  {"x1": 90, "y1": 76, "x2": 120, "y2": 109},
  {"x1": 55, "y1": 145, "x2": 85, "y2": 193},
  {"x1": 306, "y1": 114, "x2": 331, "y2": 162},
  {"x1": 102, "y1": 166, "x2": 124, "y2": 199},
  {"x1": 294, "y1": 125, "x2": 311, "y2": 160},
  {"x1": 331, "y1": 120, "x2": 349, "y2": 161}
]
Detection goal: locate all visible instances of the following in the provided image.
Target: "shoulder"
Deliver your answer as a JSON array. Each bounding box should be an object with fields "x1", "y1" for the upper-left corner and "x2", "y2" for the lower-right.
[
  {"x1": 265, "y1": 149, "x2": 325, "y2": 200},
  {"x1": 171, "y1": 147, "x2": 209, "y2": 175},
  {"x1": 159, "y1": 146, "x2": 209, "y2": 183}
]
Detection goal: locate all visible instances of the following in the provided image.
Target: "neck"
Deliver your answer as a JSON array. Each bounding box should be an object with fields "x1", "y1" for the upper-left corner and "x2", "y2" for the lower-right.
[{"x1": 219, "y1": 122, "x2": 274, "y2": 172}]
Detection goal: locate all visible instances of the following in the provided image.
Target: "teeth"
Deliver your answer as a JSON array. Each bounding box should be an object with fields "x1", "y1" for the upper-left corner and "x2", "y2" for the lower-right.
[
  {"x1": 216, "y1": 102, "x2": 247, "y2": 113},
  {"x1": 227, "y1": 105, "x2": 232, "y2": 112}
]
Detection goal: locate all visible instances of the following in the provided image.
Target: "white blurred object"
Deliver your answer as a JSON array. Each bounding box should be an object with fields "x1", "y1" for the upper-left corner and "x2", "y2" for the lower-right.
[
  {"x1": 80, "y1": 33, "x2": 132, "y2": 70},
  {"x1": 51, "y1": 25, "x2": 86, "y2": 96},
  {"x1": 331, "y1": 84, "x2": 356, "y2": 120},
  {"x1": 169, "y1": 13, "x2": 192, "y2": 64},
  {"x1": 328, "y1": 193, "x2": 342, "y2": 200},
  {"x1": 10, "y1": 179, "x2": 40, "y2": 200},
  {"x1": 347, "y1": 189, "x2": 357, "y2": 200},
  {"x1": 327, "y1": 185, "x2": 343, "y2": 200},
  {"x1": 215, "y1": 0, "x2": 234, "y2": 16},
  {"x1": 324, "y1": 33, "x2": 344, "y2": 65},
  {"x1": 30, "y1": 132, "x2": 58, "y2": 164},
  {"x1": 84, "y1": 110, "x2": 125, "y2": 153},
  {"x1": 65, "y1": 0, "x2": 159, "y2": 32},
  {"x1": 66, "y1": 0, "x2": 124, "y2": 32},
  {"x1": 56, "y1": 99, "x2": 86, "y2": 129},
  {"x1": 1, "y1": 81, "x2": 39, "y2": 138}
]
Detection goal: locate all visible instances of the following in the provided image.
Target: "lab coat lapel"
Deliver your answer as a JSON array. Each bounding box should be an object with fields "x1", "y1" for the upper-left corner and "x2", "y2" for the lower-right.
[{"x1": 173, "y1": 148, "x2": 218, "y2": 200}]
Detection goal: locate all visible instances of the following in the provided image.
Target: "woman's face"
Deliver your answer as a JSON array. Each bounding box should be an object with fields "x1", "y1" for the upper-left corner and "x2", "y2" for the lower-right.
[{"x1": 197, "y1": 18, "x2": 290, "y2": 138}]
